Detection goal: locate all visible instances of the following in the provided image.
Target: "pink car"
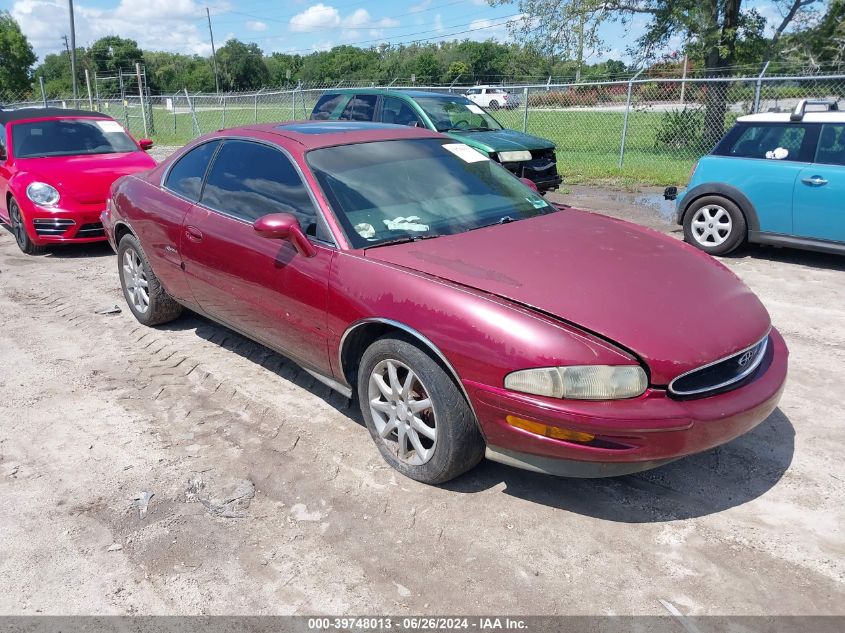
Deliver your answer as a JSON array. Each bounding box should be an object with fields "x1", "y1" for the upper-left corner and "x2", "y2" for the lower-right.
[
  {"x1": 103, "y1": 122, "x2": 788, "y2": 484},
  {"x1": 0, "y1": 108, "x2": 156, "y2": 254}
]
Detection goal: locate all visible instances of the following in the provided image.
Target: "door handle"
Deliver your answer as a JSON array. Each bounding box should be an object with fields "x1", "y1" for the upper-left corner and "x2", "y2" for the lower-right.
[
  {"x1": 801, "y1": 176, "x2": 828, "y2": 186},
  {"x1": 185, "y1": 225, "x2": 203, "y2": 242}
]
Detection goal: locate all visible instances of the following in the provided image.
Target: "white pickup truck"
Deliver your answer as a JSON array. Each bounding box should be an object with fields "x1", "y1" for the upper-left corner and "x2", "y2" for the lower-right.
[{"x1": 464, "y1": 86, "x2": 521, "y2": 110}]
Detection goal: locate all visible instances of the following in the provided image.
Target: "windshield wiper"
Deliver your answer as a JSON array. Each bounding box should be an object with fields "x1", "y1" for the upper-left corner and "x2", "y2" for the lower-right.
[
  {"x1": 441, "y1": 126, "x2": 491, "y2": 132},
  {"x1": 365, "y1": 233, "x2": 443, "y2": 249}
]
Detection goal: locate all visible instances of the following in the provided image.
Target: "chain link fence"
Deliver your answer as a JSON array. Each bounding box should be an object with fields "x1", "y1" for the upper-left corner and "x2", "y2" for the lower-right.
[{"x1": 3, "y1": 72, "x2": 844, "y2": 186}]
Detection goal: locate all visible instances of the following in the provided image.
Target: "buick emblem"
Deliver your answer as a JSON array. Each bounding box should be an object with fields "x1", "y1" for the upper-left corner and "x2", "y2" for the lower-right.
[{"x1": 738, "y1": 350, "x2": 755, "y2": 367}]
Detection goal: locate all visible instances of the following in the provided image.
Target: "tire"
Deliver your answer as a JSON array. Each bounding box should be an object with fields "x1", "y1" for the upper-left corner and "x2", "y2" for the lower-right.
[
  {"x1": 117, "y1": 233, "x2": 183, "y2": 326},
  {"x1": 682, "y1": 195, "x2": 747, "y2": 256},
  {"x1": 488, "y1": 99, "x2": 500, "y2": 110},
  {"x1": 8, "y1": 198, "x2": 45, "y2": 255},
  {"x1": 357, "y1": 335, "x2": 485, "y2": 484}
]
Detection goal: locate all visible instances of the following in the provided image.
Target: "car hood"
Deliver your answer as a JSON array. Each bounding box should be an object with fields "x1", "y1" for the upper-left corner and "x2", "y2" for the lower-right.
[
  {"x1": 17, "y1": 151, "x2": 156, "y2": 204},
  {"x1": 446, "y1": 128, "x2": 555, "y2": 153},
  {"x1": 365, "y1": 209, "x2": 771, "y2": 384}
]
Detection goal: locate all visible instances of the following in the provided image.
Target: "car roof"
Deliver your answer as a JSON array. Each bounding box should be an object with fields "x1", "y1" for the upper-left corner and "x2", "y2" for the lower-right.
[
  {"x1": 239, "y1": 120, "x2": 444, "y2": 150},
  {"x1": 327, "y1": 88, "x2": 467, "y2": 100},
  {"x1": 737, "y1": 111, "x2": 845, "y2": 123},
  {"x1": 0, "y1": 107, "x2": 113, "y2": 124}
]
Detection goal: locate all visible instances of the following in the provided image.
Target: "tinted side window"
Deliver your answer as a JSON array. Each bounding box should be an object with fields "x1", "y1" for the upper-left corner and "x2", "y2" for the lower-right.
[
  {"x1": 723, "y1": 124, "x2": 807, "y2": 161},
  {"x1": 381, "y1": 97, "x2": 423, "y2": 127},
  {"x1": 165, "y1": 140, "x2": 220, "y2": 201},
  {"x1": 311, "y1": 93, "x2": 343, "y2": 120},
  {"x1": 0, "y1": 125, "x2": 7, "y2": 158},
  {"x1": 815, "y1": 124, "x2": 845, "y2": 166},
  {"x1": 340, "y1": 95, "x2": 378, "y2": 121},
  {"x1": 201, "y1": 140, "x2": 319, "y2": 235}
]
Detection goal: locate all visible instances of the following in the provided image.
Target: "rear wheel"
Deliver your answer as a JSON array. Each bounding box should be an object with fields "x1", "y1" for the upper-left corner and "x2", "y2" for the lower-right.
[
  {"x1": 683, "y1": 195, "x2": 746, "y2": 255},
  {"x1": 357, "y1": 336, "x2": 485, "y2": 484},
  {"x1": 488, "y1": 99, "x2": 500, "y2": 110},
  {"x1": 8, "y1": 198, "x2": 45, "y2": 255},
  {"x1": 117, "y1": 234, "x2": 183, "y2": 326}
]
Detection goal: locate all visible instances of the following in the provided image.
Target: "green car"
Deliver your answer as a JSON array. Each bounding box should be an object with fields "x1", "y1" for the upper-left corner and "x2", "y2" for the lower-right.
[{"x1": 309, "y1": 89, "x2": 562, "y2": 193}]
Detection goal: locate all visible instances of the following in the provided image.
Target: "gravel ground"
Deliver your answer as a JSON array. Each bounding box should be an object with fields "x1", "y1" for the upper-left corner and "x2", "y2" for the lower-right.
[{"x1": 0, "y1": 178, "x2": 843, "y2": 616}]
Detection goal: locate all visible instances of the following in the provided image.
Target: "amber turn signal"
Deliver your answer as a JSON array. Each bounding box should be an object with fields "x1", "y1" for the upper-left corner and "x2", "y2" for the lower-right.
[{"x1": 506, "y1": 415, "x2": 596, "y2": 443}]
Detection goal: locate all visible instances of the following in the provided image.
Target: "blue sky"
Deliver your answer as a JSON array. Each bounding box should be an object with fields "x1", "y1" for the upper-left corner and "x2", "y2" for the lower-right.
[{"x1": 2, "y1": 0, "x2": 797, "y2": 64}]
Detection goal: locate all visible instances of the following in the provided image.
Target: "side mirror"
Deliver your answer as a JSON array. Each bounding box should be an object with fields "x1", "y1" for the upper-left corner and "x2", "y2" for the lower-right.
[
  {"x1": 139, "y1": 139, "x2": 154, "y2": 151},
  {"x1": 519, "y1": 177, "x2": 539, "y2": 193},
  {"x1": 253, "y1": 212, "x2": 317, "y2": 257}
]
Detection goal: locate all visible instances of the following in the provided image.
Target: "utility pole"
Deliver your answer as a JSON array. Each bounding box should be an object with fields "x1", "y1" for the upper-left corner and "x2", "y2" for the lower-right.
[
  {"x1": 68, "y1": 0, "x2": 78, "y2": 104},
  {"x1": 206, "y1": 7, "x2": 221, "y2": 95}
]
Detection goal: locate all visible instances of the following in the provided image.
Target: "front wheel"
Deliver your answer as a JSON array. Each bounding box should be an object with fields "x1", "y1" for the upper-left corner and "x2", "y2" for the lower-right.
[
  {"x1": 488, "y1": 99, "x2": 500, "y2": 110},
  {"x1": 8, "y1": 198, "x2": 45, "y2": 255},
  {"x1": 357, "y1": 336, "x2": 485, "y2": 484},
  {"x1": 117, "y1": 234, "x2": 183, "y2": 326},
  {"x1": 682, "y1": 195, "x2": 747, "y2": 255}
]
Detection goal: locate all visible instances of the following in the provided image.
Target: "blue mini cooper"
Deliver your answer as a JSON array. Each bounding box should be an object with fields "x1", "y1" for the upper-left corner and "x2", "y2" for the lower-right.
[{"x1": 666, "y1": 99, "x2": 844, "y2": 255}]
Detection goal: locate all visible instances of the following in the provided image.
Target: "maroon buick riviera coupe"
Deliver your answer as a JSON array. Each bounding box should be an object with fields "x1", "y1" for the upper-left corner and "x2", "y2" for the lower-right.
[{"x1": 103, "y1": 121, "x2": 788, "y2": 484}]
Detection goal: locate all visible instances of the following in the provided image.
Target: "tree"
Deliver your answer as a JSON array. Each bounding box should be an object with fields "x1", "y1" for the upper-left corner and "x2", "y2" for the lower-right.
[
  {"x1": 447, "y1": 60, "x2": 470, "y2": 80},
  {"x1": 779, "y1": 0, "x2": 845, "y2": 67},
  {"x1": 414, "y1": 52, "x2": 441, "y2": 83},
  {"x1": 493, "y1": 0, "x2": 821, "y2": 144},
  {"x1": 0, "y1": 11, "x2": 37, "y2": 94},
  {"x1": 216, "y1": 39, "x2": 269, "y2": 90},
  {"x1": 89, "y1": 36, "x2": 144, "y2": 74}
]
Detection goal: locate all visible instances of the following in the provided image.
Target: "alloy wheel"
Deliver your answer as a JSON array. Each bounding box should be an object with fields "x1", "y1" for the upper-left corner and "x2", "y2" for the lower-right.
[
  {"x1": 122, "y1": 247, "x2": 150, "y2": 314},
  {"x1": 10, "y1": 203, "x2": 26, "y2": 249},
  {"x1": 691, "y1": 204, "x2": 733, "y2": 246},
  {"x1": 368, "y1": 358, "x2": 437, "y2": 466}
]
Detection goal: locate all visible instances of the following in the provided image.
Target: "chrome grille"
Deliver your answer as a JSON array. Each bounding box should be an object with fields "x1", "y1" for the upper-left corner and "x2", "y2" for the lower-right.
[
  {"x1": 669, "y1": 335, "x2": 769, "y2": 398},
  {"x1": 33, "y1": 218, "x2": 75, "y2": 236}
]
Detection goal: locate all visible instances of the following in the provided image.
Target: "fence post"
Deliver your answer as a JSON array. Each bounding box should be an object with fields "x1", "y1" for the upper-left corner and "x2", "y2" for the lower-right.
[
  {"x1": 522, "y1": 87, "x2": 529, "y2": 133},
  {"x1": 222, "y1": 94, "x2": 227, "y2": 128},
  {"x1": 184, "y1": 88, "x2": 201, "y2": 136},
  {"x1": 84, "y1": 69, "x2": 94, "y2": 110},
  {"x1": 753, "y1": 61, "x2": 770, "y2": 114},
  {"x1": 254, "y1": 90, "x2": 259, "y2": 123},
  {"x1": 298, "y1": 80, "x2": 305, "y2": 118},
  {"x1": 619, "y1": 68, "x2": 645, "y2": 169},
  {"x1": 136, "y1": 63, "x2": 150, "y2": 138},
  {"x1": 39, "y1": 76, "x2": 48, "y2": 108}
]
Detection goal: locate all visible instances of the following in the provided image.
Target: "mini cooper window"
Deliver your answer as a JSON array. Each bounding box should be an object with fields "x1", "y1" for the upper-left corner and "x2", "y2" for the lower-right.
[
  {"x1": 13, "y1": 119, "x2": 138, "y2": 158},
  {"x1": 201, "y1": 140, "x2": 320, "y2": 235},
  {"x1": 165, "y1": 140, "x2": 221, "y2": 202},
  {"x1": 307, "y1": 138, "x2": 555, "y2": 249},
  {"x1": 723, "y1": 124, "x2": 807, "y2": 161},
  {"x1": 815, "y1": 124, "x2": 845, "y2": 166}
]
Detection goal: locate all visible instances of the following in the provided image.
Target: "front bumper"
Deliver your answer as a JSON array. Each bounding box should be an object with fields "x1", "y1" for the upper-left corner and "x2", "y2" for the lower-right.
[
  {"x1": 502, "y1": 155, "x2": 562, "y2": 192},
  {"x1": 21, "y1": 201, "x2": 107, "y2": 245},
  {"x1": 465, "y1": 328, "x2": 788, "y2": 478}
]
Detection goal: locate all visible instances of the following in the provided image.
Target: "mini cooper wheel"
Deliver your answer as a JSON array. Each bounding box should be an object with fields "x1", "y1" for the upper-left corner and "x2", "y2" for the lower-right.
[
  {"x1": 117, "y1": 234, "x2": 183, "y2": 326},
  {"x1": 683, "y1": 195, "x2": 746, "y2": 255},
  {"x1": 358, "y1": 336, "x2": 485, "y2": 484},
  {"x1": 8, "y1": 198, "x2": 45, "y2": 255}
]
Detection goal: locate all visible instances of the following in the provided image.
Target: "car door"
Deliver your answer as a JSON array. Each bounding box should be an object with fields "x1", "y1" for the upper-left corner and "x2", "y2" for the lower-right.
[
  {"x1": 793, "y1": 123, "x2": 845, "y2": 243},
  {"x1": 179, "y1": 138, "x2": 335, "y2": 374},
  {"x1": 709, "y1": 122, "x2": 816, "y2": 235},
  {"x1": 379, "y1": 96, "x2": 424, "y2": 127},
  {"x1": 0, "y1": 124, "x2": 11, "y2": 223}
]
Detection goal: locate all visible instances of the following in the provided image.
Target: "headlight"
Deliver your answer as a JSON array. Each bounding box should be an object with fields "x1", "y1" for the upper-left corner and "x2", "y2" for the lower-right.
[
  {"x1": 498, "y1": 150, "x2": 532, "y2": 162},
  {"x1": 504, "y1": 365, "x2": 648, "y2": 400},
  {"x1": 26, "y1": 182, "x2": 60, "y2": 207}
]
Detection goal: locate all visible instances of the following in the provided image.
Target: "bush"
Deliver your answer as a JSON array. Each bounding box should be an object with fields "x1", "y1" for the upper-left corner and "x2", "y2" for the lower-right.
[{"x1": 654, "y1": 108, "x2": 708, "y2": 153}]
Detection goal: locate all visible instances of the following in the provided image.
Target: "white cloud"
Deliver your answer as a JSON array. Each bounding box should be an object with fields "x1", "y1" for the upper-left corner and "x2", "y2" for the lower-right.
[
  {"x1": 434, "y1": 14, "x2": 444, "y2": 33},
  {"x1": 343, "y1": 9, "x2": 399, "y2": 29},
  {"x1": 410, "y1": 0, "x2": 432, "y2": 12},
  {"x1": 11, "y1": 0, "x2": 223, "y2": 60},
  {"x1": 246, "y1": 21, "x2": 268, "y2": 32},
  {"x1": 289, "y1": 3, "x2": 341, "y2": 33},
  {"x1": 467, "y1": 17, "x2": 513, "y2": 42}
]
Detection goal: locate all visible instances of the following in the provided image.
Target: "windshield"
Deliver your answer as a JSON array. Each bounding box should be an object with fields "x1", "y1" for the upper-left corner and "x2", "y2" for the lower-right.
[
  {"x1": 307, "y1": 138, "x2": 556, "y2": 249},
  {"x1": 414, "y1": 96, "x2": 502, "y2": 132},
  {"x1": 12, "y1": 118, "x2": 138, "y2": 158}
]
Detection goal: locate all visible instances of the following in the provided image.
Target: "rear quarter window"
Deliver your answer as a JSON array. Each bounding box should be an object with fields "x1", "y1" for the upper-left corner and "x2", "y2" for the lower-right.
[{"x1": 311, "y1": 93, "x2": 344, "y2": 120}]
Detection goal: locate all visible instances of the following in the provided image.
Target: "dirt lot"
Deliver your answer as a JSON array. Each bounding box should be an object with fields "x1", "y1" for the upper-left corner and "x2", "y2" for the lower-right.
[{"x1": 0, "y1": 183, "x2": 843, "y2": 617}]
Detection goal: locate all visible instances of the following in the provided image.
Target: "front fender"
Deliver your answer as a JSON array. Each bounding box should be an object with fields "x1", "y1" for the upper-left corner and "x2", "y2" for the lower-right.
[{"x1": 677, "y1": 182, "x2": 760, "y2": 232}]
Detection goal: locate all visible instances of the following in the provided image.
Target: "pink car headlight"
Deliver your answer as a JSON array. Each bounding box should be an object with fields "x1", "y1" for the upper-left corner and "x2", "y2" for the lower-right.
[{"x1": 504, "y1": 365, "x2": 648, "y2": 400}]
